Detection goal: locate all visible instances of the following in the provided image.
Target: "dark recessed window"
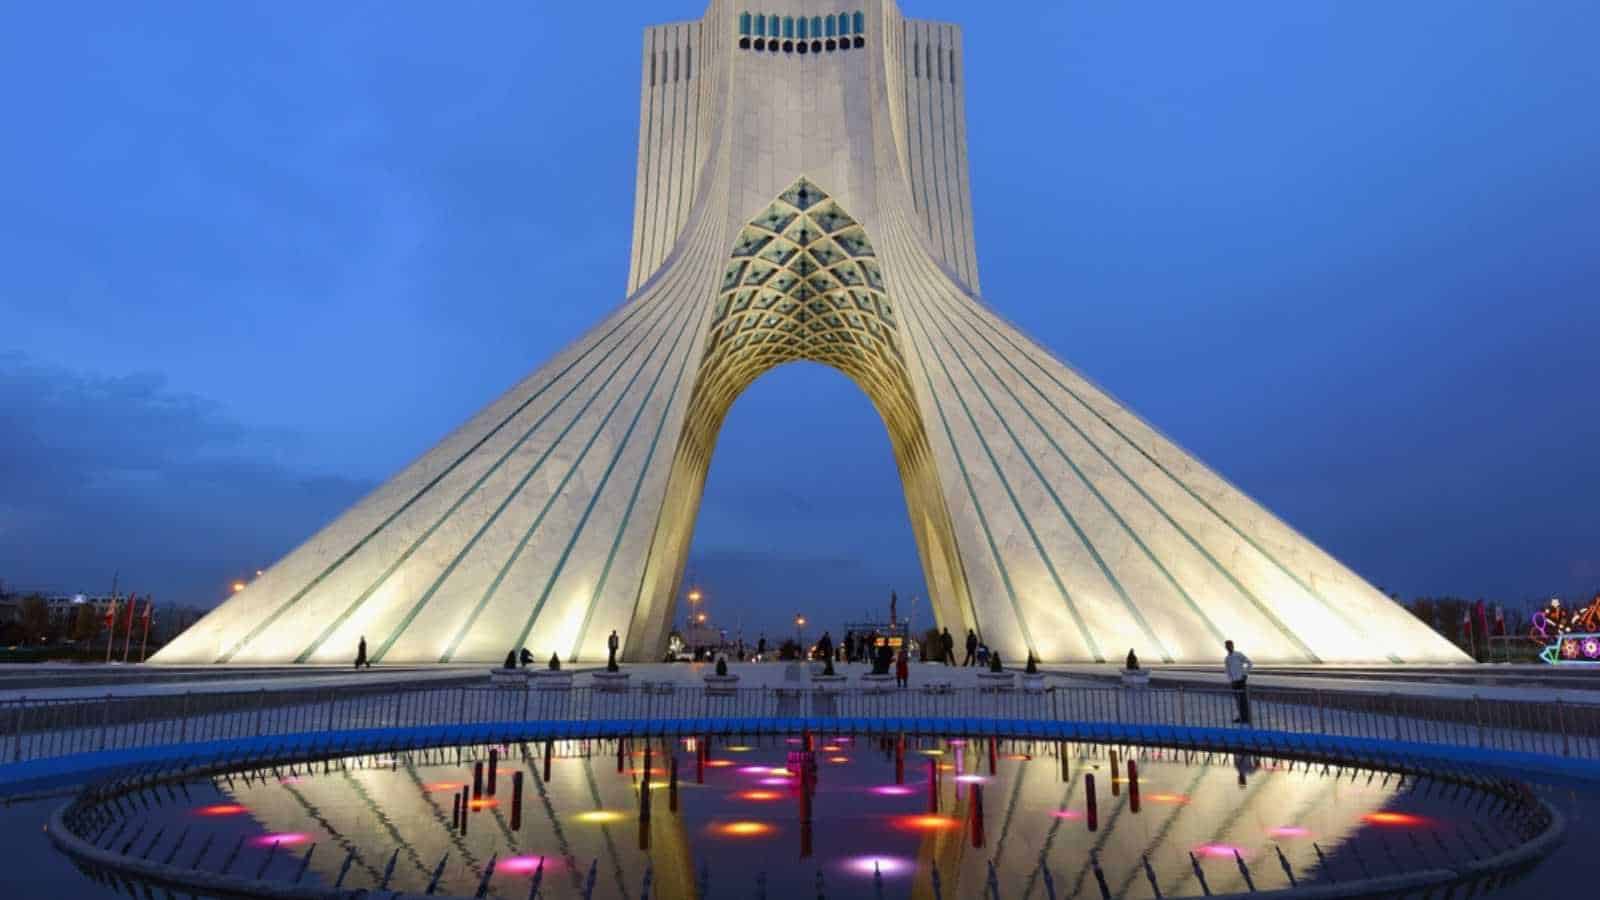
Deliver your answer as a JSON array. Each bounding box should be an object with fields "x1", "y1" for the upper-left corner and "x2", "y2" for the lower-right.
[
  {"x1": 826, "y1": 38, "x2": 836, "y2": 51},
  {"x1": 739, "y1": 37, "x2": 751, "y2": 49},
  {"x1": 753, "y1": 37, "x2": 765, "y2": 50},
  {"x1": 783, "y1": 39, "x2": 793, "y2": 52}
]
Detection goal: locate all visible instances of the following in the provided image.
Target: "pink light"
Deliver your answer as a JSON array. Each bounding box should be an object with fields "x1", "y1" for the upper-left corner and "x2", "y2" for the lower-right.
[
  {"x1": 1051, "y1": 809, "x2": 1082, "y2": 820},
  {"x1": 955, "y1": 774, "x2": 987, "y2": 784},
  {"x1": 844, "y1": 855, "x2": 912, "y2": 877},
  {"x1": 251, "y1": 833, "x2": 308, "y2": 847},
  {"x1": 757, "y1": 777, "x2": 792, "y2": 787},
  {"x1": 871, "y1": 785, "x2": 915, "y2": 796},
  {"x1": 738, "y1": 765, "x2": 770, "y2": 775},
  {"x1": 947, "y1": 739, "x2": 967, "y2": 746},
  {"x1": 1195, "y1": 844, "x2": 1247, "y2": 859},
  {"x1": 500, "y1": 856, "x2": 557, "y2": 874},
  {"x1": 277, "y1": 776, "x2": 304, "y2": 784},
  {"x1": 1269, "y1": 826, "x2": 1311, "y2": 838}
]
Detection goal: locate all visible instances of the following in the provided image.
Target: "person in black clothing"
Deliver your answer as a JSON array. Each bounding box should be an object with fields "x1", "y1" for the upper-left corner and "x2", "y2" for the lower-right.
[
  {"x1": 963, "y1": 629, "x2": 978, "y2": 667},
  {"x1": 842, "y1": 631, "x2": 855, "y2": 663},
  {"x1": 756, "y1": 636, "x2": 767, "y2": 660},
  {"x1": 817, "y1": 631, "x2": 833, "y2": 662},
  {"x1": 354, "y1": 636, "x2": 370, "y2": 670},
  {"x1": 939, "y1": 628, "x2": 955, "y2": 665},
  {"x1": 519, "y1": 647, "x2": 534, "y2": 667}
]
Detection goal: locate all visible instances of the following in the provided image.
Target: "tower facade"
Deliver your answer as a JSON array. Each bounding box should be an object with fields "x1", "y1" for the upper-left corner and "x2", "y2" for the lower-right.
[{"x1": 155, "y1": 1, "x2": 1466, "y2": 665}]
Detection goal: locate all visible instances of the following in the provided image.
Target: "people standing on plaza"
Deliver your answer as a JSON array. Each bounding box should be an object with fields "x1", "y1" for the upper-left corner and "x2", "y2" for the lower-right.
[
  {"x1": 607, "y1": 629, "x2": 620, "y2": 670},
  {"x1": 843, "y1": 631, "x2": 855, "y2": 664},
  {"x1": 817, "y1": 631, "x2": 833, "y2": 663},
  {"x1": 940, "y1": 627, "x2": 955, "y2": 665},
  {"x1": 895, "y1": 647, "x2": 909, "y2": 688},
  {"x1": 354, "y1": 635, "x2": 369, "y2": 670},
  {"x1": 963, "y1": 629, "x2": 978, "y2": 666},
  {"x1": 1223, "y1": 640, "x2": 1253, "y2": 724}
]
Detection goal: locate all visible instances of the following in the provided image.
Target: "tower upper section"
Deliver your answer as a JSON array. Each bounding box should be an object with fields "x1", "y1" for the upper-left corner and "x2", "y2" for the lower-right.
[{"x1": 625, "y1": 1, "x2": 980, "y2": 296}]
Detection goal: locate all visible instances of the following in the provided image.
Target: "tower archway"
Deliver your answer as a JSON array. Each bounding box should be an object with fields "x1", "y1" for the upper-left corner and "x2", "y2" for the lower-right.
[{"x1": 625, "y1": 178, "x2": 975, "y2": 659}]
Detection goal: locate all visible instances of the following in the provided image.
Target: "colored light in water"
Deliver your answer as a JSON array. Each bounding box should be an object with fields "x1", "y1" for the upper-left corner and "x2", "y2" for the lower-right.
[
  {"x1": 757, "y1": 777, "x2": 792, "y2": 787},
  {"x1": 955, "y1": 774, "x2": 987, "y2": 784},
  {"x1": 1145, "y1": 793, "x2": 1190, "y2": 805},
  {"x1": 1051, "y1": 809, "x2": 1082, "y2": 820},
  {"x1": 713, "y1": 820, "x2": 775, "y2": 837},
  {"x1": 918, "y1": 749, "x2": 945, "y2": 756},
  {"x1": 938, "y1": 764, "x2": 956, "y2": 772},
  {"x1": 575, "y1": 810, "x2": 625, "y2": 824},
  {"x1": 629, "y1": 767, "x2": 668, "y2": 777},
  {"x1": 892, "y1": 814, "x2": 961, "y2": 832},
  {"x1": 705, "y1": 759, "x2": 735, "y2": 768},
  {"x1": 768, "y1": 767, "x2": 793, "y2": 775},
  {"x1": 844, "y1": 855, "x2": 911, "y2": 877},
  {"x1": 424, "y1": 780, "x2": 464, "y2": 791},
  {"x1": 821, "y1": 744, "x2": 842, "y2": 752},
  {"x1": 738, "y1": 765, "x2": 770, "y2": 775},
  {"x1": 197, "y1": 804, "x2": 247, "y2": 817},
  {"x1": 1004, "y1": 753, "x2": 1032, "y2": 761},
  {"x1": 726, "y1": 745, "x2": 753, "y2": 752},
  {"x1": 468, "y1": 798, "x2": 498, "y2": 810},
  {"x1": 1269, "y1": 826, "x2": 1311, "y2": 838},
  {"x1": 251, "y1": 833, "x2": 308, "y2": 847},
  {"x1": 947, "y1": 739, "x2": 967, "y2": 746},
  {"x1": 500, "y1": 856, "x2": 557, "y2": 874},
  {"x1": 736, "y1": 790, "x2": 783, "y2": 801},
  {"x1": 827, "y1": 755, "x2": 850, "y2": 764},
  {"x1": 277, "y1": 776, "x2": 304, "y2": 784},
  {"x1": 786, "y1": 738, "x2": 804, "y2": 745},
  {"x1": 1195, "y1": 844, "x2": 1247, "y2": 859},
  {"x1": 1363, "y1": 812, "x2": 1428, "y2": 827},
  {"x1": 871, "y1": 785, "x2": 915, "y2": 796}
]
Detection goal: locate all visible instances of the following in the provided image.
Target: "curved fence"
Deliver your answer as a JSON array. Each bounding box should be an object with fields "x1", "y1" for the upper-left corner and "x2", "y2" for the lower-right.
[{"x1": 4, "y1": 679, "x2": 1597, "y2": 773}]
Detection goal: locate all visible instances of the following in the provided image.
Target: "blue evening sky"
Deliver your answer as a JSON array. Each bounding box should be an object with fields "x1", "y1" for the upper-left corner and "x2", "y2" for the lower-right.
[{"x1": 2, "y1": 2, "x2": 1596, "y2": 637}]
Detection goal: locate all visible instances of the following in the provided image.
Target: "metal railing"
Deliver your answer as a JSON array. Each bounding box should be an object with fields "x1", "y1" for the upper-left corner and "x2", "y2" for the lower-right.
[{"x1": 5, "y1": 677, "x2": 1597, "y2": 766}]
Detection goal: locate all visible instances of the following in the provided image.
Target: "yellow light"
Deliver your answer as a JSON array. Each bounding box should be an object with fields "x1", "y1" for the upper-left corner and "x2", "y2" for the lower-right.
[
  {"x1": 575, "y1": 810, "x2": 625, "y2": 824},
  {"x1": 231, "y1": 582, "x2": 246, "y2": 593},
  {"x1": 688, "y1": 589, "x2": 702, "y2": 602},
  {"x1": 918, "y1": 749, "x2": 944, "y2": 757},
  {"x1": 713, "y1": 820, "x2": 774, "y2": 837},
  {"x1": 726, "y1": 745, "x2": 753, "y2": 752}
]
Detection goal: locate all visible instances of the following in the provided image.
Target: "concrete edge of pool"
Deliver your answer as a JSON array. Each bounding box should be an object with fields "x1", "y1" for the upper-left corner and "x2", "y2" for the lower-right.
[{"x1": 5, "y1": 716, "x2": 1599, "y2": 799}]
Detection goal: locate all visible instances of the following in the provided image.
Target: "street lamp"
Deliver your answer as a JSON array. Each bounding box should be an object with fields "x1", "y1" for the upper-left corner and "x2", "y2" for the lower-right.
[
  {"x1": 795, "y1": 614, "x2": 806, "y2": 657},
  {"x1": 231, "y1": 582, "x2": 246, "y2": 593}
]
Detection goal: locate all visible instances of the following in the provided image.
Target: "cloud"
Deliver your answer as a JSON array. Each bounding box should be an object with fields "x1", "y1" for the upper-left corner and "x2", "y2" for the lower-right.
[{"x1": 0, "y1": 352, "x2": 371, "y2": 604}]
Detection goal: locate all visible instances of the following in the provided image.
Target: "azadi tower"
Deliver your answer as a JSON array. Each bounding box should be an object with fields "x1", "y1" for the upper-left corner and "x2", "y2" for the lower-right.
[{"x1": 156, "y1": 2, "x2": 1466, "y2": 666}]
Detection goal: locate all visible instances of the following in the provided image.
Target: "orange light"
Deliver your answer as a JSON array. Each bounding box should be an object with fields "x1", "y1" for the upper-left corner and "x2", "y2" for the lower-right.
[
  {"x1": 821, "y1": 744, "x2": 842, "y2": 752},
  {"x1": 1004, "y1": 754, "x2": 1032, "y2": 761},
  {"x1": 197, "y1": 804, "x2": 247, "y2": 816},
  {"x1": 713, "y1": 820, "x2": 774, "y2": 837},
  {"x1": 1363, "y1": 812, "x2": 1427, "y2": 827},
  {"x1": 468, "y1": 798, "x2": 498, "y2": 810},
  {"x1": 1145, "y1": 793, "x2": 1190, "y2": 805},
  {"x1": 628, "y1": 767, "x2": 668, "y2": 777},
  {"x1": 735, "y1": 790, "x2": 783, "y2": 801},
  {"x1": 827, "y1": 755, "x2": 850, "y2": 764},
  {"x1": 231, "y1": 582, "x2": 246, "y2": 593},
  {"x1": 575, "y1": 810, "x2": 624, "y2": 824},
  {"x1": 705, "y1": 759, "x2": 735, "y2": 768},
  {"x1": 938, "y1": 763, "x2": 956, "y2": 771},
  {"x1": 893, "y1": 814, "x2": 961, "y2": 832},
  {"x1": 424, "y1": 782, "x2": 463, "y2": 792}
]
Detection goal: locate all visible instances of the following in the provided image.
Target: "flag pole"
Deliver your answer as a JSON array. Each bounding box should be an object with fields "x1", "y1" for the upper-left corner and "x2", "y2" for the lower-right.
[
  {"x1": 139, "y1": 598, "x2": 153, "y2": 663},
  {"x1": 122, "y1": 593, "x2": 136, "y2": 662}
]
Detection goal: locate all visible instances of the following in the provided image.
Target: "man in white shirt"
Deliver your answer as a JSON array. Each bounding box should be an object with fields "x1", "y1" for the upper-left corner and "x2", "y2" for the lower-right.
[{"x1": 1224, "y1": 640, "x2": 1253, "y2": 724}]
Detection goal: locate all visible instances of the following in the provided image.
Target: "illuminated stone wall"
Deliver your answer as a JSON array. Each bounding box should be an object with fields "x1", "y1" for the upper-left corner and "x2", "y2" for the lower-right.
[{"x1": 154, "y1": 1, "x2": 1466, "y2": 665}]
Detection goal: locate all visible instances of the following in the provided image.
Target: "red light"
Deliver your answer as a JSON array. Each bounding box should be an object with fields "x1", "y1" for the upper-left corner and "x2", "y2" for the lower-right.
[
  {"x1": 197, "y1": 804, "x2": 247, "y2": 816},
  {"x1": 1363, "y1": 812, "x2": 1427, "y2": 827}
]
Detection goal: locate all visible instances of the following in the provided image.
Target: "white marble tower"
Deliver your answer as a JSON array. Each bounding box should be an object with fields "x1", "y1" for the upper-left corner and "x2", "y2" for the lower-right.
[{"x1": 155, "y1": 2, "x2": 1466, "y2": 665}]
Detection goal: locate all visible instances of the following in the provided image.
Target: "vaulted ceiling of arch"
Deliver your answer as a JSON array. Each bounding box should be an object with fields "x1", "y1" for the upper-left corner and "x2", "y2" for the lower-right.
[{"x1": 684, "y1": 178, "x2": 926, "y2": 454}]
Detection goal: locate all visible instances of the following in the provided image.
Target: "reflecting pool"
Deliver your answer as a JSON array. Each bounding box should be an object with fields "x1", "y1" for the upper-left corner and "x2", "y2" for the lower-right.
[{"x1": 57, "y1": 735, "x2": 1544, "y2": 898}]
